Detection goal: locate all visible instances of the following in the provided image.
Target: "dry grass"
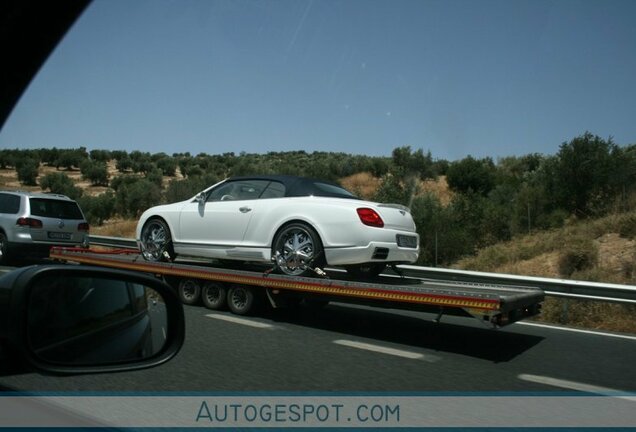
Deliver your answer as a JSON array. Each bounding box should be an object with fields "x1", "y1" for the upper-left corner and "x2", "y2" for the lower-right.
[
  {"x1": 420, "y1": 176, "x2": 453, "y2": 206},
  {"x1": 340, "y1": 172, "x2": 382, "y2": 200},
  {"x1": 454, "y1": 212, "x2": 636, "y2": 333},
  {"x1": 340, "y1": 172, "x2": 454, "y2": 205},
  {"x1": 538, "y1": 298, "x2": 636, "y2": 333},
  {"x1": 91, "y1": 218, "x2": 138, "y2": 238}
]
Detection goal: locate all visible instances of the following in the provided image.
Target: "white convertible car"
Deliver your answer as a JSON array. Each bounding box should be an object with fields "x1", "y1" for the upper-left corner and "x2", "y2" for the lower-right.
[{"x1": 136, "y1": 175, "x2": 419, "y2": 277}]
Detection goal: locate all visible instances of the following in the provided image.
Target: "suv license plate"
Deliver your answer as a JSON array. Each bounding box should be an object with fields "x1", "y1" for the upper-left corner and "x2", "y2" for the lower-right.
[
  {"x1": 396, "y1": 234, "x2": 417, "y2": 248},
  {"x1": 48, "y1": 232, "x2": 71, "y2": 240}
]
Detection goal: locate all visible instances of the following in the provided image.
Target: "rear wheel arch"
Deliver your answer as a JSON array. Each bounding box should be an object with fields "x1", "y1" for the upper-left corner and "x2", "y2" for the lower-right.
[
  {"x1": 271, "y1": 218, "x2": 324, "y2": 250},
  {"x1": 142, "y1": 216, "x2": 173, "y2": 236}
]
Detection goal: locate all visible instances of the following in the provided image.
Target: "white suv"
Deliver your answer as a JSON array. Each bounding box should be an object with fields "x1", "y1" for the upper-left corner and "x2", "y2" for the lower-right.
[{"x1": 0, "y1": 191, "x2": 89, "y2": 264}]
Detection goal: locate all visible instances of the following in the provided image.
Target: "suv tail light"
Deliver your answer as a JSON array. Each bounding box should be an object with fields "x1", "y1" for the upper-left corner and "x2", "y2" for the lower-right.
[
  {"x1": 78, "y1": 222, "x2": 90, "y2": 232},
  {"x1": 357, "y1": 208, "x2": 384, "y2": 228},
  {"x1": 17, "y1": 217, "x2": 43, "y2": 228}
]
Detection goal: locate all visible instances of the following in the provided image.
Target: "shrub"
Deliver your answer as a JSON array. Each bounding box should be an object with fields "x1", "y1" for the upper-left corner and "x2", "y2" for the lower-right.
[
  {"x1": 115, "y1": 178, "x2": 162, "y2": 218},
  {"x1": 16, "y1": 159, "x2": 39, "y2": 186},
  {"x1": 156, "y1": 157, "x2": 177, "y2": 177},
  {"x1": 617, "y1": 215, "x2": 636, "y2": 239},
  {"x1": 55, "y1": 148, "x2": 87, "y2": 170},
  {"x1": 446, "y1": 156, "x2": 495, "y2": 196},
  {"x1": 145, "y1": 168, "x2": 164, "y2": 189},
  {"x1": 557, "y1": 238, "x2": 598, "y2": 277},
  {"x1": 78, "y1": 192, "x2": 116, "y2": 225},
  {"x1": 165, "y1": 178, "x2": 203, "y2": 203},
  {"x1": 116, "y1": 158, "x2": 133, "y2": 173},
  {"x1": 80, "y1": 160, "x2": 109, "y2": 186},
  {"x1": 89, "y1": 150, "x2": 112, "y2": 162},
  {"x1": 39, "y1": 172, "x2": 83, "y2": 200},
  {"x1": 164, "y1": 175, "x2": 217, "y2": 204}
]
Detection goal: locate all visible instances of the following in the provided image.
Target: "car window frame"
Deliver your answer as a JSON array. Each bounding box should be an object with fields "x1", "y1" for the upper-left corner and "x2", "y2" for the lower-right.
[{"x1": 205, "y1": 179, "x2": 278, "y2": 202}]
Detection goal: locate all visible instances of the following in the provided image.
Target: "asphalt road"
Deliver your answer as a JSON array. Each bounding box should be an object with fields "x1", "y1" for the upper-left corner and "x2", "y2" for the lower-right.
[{"x1": 1, "y1": 301, "x2": 635, "y2": 393}]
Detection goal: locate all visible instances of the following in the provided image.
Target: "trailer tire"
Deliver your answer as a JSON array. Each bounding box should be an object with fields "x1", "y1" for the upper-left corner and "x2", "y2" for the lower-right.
[
  {"x1": 227, "y1": 285, "x2": 257, "y2": 315},
  {"x1": 202, "y1": 282, "x2": 227, "y2": 310},
  {"x1": 178, "y1": 278, "x2": 201, "y2": 305}
]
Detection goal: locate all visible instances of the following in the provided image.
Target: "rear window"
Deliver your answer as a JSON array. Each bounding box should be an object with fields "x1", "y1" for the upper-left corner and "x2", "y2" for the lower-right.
[
  {"x1": 288, "y1": 179, "x2": 360, "y2": 199},
  {"x1": 313, "y1": 182, "x2": 358, "y2": 199},
  {"x1": 312, "y1": 182, "x2": 359, "y2": 199},
  {"x1": 29, "y1": 198, "x2": 84, "y2": 220}
]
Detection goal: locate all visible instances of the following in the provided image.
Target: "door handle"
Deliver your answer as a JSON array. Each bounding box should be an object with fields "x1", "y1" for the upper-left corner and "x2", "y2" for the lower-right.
[{"x1": 239, "y1": 207, "x2": 252, "y2": 213}]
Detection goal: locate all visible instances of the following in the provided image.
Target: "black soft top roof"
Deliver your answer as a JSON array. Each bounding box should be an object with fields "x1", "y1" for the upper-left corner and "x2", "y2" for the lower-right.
[{"x1": 225, "y1": 175, "x2": 359, "y2": 199}]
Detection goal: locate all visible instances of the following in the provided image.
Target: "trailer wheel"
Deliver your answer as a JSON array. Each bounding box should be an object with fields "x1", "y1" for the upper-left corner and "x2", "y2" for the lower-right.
[
  {"x1": 178, "y1": 278, "x2": 201, "y2": 305},
  {"x1": 227, "y1": 285, "x2": 257, "y2": 315},
  {"x1": 202, "y1": 282, "x2": 227, "y2": 310}
]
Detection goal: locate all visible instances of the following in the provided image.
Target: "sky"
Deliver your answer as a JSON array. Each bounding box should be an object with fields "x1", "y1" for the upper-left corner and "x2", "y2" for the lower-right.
[{"x1": 1, "y1": 0, "x2": 635, "y2": 161}]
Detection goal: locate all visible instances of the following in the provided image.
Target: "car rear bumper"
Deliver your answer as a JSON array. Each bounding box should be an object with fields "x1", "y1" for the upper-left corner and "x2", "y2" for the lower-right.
[
  {"x1": 324, "y1": 241, "x2": 419, "y2": 266},
  {"x1": 6, "y1": 232, "x2": 90, "y2": 251}
]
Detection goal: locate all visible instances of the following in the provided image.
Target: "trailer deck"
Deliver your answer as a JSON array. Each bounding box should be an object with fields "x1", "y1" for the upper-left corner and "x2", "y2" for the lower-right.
[{"x1": 49, "y1": 247, "x2": 544, "y2": 328}]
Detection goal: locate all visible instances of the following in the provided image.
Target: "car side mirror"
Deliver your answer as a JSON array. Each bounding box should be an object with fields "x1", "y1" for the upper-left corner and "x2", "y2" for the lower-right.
[
  {"x1": 0, "y1": 265, "x2": 185, "y2": 375},
  {"x1": 195, "y1": 193, "x2": 206, "y2": 205}
]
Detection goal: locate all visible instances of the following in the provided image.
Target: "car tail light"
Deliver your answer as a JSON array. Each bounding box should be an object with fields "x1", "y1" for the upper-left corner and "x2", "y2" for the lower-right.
[
  {"x1": 78, "y1": 222, "x2": 90, "y2": 232},
  {"x1": 16, "y1": 217, "x2": 43, "y2": 228},
  {"x1": 357, "y1": 208, "x2": 384, "y2": 228}
]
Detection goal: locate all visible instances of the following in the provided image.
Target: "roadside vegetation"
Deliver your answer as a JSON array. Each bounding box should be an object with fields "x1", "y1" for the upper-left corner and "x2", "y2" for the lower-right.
[
  {"x1": 1, "y1": 132, "x2": 635, "y2": 332},
  {"x1": 454, "y1": 212, "x2": 636, "y2": 333}
]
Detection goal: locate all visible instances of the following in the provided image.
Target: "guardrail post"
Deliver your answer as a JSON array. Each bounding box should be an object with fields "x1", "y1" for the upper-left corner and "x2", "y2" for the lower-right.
[{"x1": 561, "y1": 299, "x2": 570, "y2": 324}]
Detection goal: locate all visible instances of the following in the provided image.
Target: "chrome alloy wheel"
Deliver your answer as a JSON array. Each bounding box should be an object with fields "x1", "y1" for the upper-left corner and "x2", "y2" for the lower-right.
[
  {"x1": 273, "y1": 224, "x2": 322, "y2": 276},
  {"x1": 141, "y1": 220, "x2": 170, "y2": 261}
]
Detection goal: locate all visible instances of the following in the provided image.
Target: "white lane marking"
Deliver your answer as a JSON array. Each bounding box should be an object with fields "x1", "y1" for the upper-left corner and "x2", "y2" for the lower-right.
[
  {"x1": 333, "y1": 339, "x2": 439, "y2": 362},
  {"x1": 518, "y1": 374, "x2": 636, "y2": 401},
  {"x1": 205, "y1": 313, "x2": 274, "y2": 329},
  {"x1": 516, "y1": 321, "x2": 636, "y2": 341}
]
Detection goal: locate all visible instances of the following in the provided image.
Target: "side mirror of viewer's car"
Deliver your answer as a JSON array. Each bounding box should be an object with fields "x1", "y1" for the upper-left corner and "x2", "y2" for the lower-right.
[{"x1": 0, "y1": 265, "x2": 185, "y2": 375}]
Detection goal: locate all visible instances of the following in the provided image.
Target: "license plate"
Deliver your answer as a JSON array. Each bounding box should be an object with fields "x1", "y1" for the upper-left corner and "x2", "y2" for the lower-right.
[
  {"x1": 48, "y1": 232, "x2": 71, "y2": 240},
  {"x1": 396, "y1": 234, "x2": 417, "y2": 248}
]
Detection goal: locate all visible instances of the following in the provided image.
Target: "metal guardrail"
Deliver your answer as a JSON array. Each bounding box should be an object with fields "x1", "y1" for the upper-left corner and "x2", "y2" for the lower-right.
[
  {"x1": 89, "y1": 235, "x2": 137, "y2": 250},
  {"x1": 89, "y1": 236, "x2": 636, "y2": 305},
  {"x1": 396, "y1": 265, "x2": 636, "y2": 305}
]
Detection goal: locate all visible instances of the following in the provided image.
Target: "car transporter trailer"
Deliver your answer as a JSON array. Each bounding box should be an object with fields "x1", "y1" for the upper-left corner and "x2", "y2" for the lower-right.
[{"x1": 49, "y1": 247, "x2": 544, "y2": 329}]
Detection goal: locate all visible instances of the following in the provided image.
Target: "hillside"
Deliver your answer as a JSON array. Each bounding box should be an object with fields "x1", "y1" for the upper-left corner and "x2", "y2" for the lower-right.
[
  {"x1": 453, "y1": 213, "x2": 636, "y2": 333},
  {"x1": 2, "y1": 161, "x2": 108, "y2": 196}
]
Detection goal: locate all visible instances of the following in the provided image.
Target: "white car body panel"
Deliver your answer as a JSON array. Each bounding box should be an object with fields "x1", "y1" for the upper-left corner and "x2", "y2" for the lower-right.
[{"x1": 136, "y1": 177, "x2": 419, "y2": 267}]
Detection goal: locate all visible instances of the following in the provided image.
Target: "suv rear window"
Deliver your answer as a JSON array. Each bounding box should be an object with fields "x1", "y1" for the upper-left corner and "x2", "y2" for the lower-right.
[{"x1": 29, "y1": 198, "x2": 84, "y2": 220}]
